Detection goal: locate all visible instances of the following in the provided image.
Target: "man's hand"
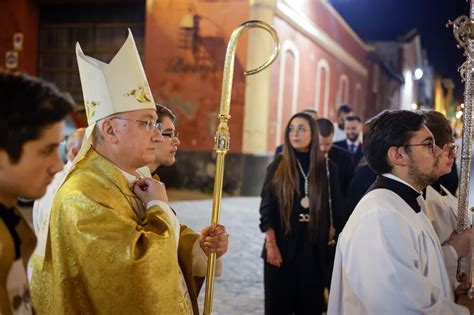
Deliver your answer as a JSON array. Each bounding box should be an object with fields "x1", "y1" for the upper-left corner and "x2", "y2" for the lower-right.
[
  {"x1": 133, "y1": 177, "x2": 168, "y2": 204},
  {"x1": 448, "y1": 227, "x2": 472, "y2": 258},
  {"x1": 199, "y1": 224, "x2": 229, "y2": 258},
  {"x1": 456, "y1": 274, "x2": 472, "y2": 301}
]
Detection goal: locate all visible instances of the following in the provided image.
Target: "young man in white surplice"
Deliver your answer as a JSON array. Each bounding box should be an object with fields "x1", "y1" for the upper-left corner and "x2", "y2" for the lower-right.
[{"x1": 422, "y1": 110, "x2": 471, "y2": 289}]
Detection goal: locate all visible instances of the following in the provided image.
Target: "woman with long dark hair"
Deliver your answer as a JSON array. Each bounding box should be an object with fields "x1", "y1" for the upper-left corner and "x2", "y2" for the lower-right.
[{"x1": 259, "y1": 112, "x2": 346, "y2": 314}]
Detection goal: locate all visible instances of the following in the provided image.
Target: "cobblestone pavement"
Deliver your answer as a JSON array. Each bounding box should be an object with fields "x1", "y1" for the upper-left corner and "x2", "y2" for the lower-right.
[{"x1": 171, "y1": 197, "x2": 265, "y2": 315}]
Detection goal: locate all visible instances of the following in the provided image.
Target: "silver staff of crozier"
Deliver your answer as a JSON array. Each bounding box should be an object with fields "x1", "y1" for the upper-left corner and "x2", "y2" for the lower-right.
[{"x1": 448, "y1": 4, "x2": 474, "y2": 281}]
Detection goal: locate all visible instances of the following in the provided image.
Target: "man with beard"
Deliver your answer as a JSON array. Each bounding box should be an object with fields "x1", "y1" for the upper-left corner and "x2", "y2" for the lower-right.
[
  {"x1": 328, "y1": 110, "x2": 473, "y2": 314},
  {"x1": 332, "y1": 104, "x2": 353, "y2": 142},
  {"x1": 333, "y1": 115, "x2": 363, "y2": 167}
]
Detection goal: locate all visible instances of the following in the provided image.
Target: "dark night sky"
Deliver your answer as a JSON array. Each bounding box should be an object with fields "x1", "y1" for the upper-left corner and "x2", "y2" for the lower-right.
[{"x1": 330, "y1": 0, "x2": 469, "y2": 101}]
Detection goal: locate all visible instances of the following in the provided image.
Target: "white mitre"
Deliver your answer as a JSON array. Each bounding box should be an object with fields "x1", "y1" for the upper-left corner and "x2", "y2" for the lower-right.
[{"x1": 75, "y1": 28, "x2": 156, "y2": 161}]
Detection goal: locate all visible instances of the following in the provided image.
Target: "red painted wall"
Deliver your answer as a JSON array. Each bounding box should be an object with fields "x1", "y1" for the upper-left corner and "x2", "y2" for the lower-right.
[
  {"x1": 0, "y1": 0, "x2": 38, "y2": 75},
  {"x1": 144, "y1": 0, "x2": 250, "y2": 153}
]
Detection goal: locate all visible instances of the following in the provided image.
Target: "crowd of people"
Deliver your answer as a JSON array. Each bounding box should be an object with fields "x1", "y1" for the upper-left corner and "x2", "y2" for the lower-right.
[
  {"x1": 260, "y1": 104, "x2": 474, "y2": 314},
  {"x1": 0, "y1": 31, "x2": 229, "y2": 315},
  {"x1": 1, "y1": 28, "x2": 474, "y2": 315}
]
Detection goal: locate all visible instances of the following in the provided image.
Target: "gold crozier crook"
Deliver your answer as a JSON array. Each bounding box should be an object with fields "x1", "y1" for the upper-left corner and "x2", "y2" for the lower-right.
[{"x1": 203, "y1": 20, "x2": 280, "y2": 315}]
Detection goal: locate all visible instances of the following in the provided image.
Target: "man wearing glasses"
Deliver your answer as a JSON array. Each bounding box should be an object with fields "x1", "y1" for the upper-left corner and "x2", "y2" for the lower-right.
[
  {"x1": 31, "y1": 31, "x2": 228, "y2": 314},
  {"x1": 422, "y1": 110, "x2": 471, "y2": 291},
  {"x1": 142, "y1": 104, "x2": 226, "y2": 314},
  {"x1": 328, "y1": 110, "x2": 474, "y2": 314}
]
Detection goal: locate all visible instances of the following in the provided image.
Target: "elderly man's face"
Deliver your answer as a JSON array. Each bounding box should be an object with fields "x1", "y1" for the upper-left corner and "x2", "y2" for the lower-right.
[{"x1": 112, "y1": 109, "x2": 163, "y2": 169}]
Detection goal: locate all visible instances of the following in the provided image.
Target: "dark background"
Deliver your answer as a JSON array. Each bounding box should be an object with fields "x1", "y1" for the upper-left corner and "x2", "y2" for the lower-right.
[{"x1": 330, "y1": 0, "x2": 469, "y2": 101}]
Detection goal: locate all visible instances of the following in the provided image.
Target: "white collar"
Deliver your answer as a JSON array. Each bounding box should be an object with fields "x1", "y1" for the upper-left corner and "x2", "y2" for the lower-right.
[
  {"x1": 382, "y1": 173, "x2": 421, "y2": 193},
  {"x1": 119, "y1": 169, "x2": 141, "y2": 188},
  {"x1": 119, "y1": 166, "x2": 153, "y2": 188}
]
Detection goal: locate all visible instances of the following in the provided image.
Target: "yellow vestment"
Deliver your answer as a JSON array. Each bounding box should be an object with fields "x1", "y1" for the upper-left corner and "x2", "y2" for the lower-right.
[{"x1": 30, "y1": 149, "x2": 196, "y2": 314}]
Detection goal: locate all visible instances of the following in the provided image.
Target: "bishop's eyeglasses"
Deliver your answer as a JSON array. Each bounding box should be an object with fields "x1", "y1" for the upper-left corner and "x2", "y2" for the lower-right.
[{"x1": 112, "y1": 117, "x2": 163, "y2": 133}]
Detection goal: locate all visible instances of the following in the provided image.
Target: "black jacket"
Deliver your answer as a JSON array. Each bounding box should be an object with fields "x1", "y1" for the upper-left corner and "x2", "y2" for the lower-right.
[
  {"x1": 333, "y1": 140, "x2": 363, "y2": 168},
  {"x1": 259, "y1": 154, "x2": 347, "y2": 285}
]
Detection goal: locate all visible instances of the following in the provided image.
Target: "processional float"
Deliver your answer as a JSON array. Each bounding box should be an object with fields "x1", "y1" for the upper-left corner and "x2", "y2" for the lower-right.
[
  {"x1": 449, "y1": 3, "x2": 474, "y2": 286},
  {"x1": 203, "y1": 21, "x2": 280, "y2": 314}
]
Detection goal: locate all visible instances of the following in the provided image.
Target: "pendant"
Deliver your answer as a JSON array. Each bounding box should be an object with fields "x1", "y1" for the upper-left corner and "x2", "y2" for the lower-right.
[{"x1": 300, "y1": 196, "x2": 310, "y2": 209}]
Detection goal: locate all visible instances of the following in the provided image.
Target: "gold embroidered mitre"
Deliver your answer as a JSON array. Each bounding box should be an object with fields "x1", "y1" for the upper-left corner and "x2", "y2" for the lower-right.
[{"x1": 76, "y1": 28, "x2": 155, "y2": 124}]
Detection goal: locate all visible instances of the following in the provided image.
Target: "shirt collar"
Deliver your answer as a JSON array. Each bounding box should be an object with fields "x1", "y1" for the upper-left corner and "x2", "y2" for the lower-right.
[
  {"x1": 119, "y1": 169, "x2": 141, "y2": 188},
  {"x1": 346, "y1": 139, "x2": 359, "y2": 146},
  {"x1": 368, "y1": 173, "x2": 422, "y2": 213},
  {"x1": 382, "y1": 173, "x2": 421, "y2": 193},
  {"x1": 119, "y1": 166, "x2": 153, "y2": 188}
]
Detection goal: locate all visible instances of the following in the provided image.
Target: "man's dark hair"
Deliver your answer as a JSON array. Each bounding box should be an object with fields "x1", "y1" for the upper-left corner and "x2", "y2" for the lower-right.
[
  {"x1": 337, "y1": 104, "x2": 352, "y2": 115},
  {"x1": 363, "y1": 110, "x2": 424, "y2": 175},
  {"x1": 420, "y1": 110, "x2": 453, "y2": 146},
  {"x1": 0, "y1": 71, "x2": 73, "y2": 163},
  {"x1": 156, "y1": 104, "x2": 176, "y2": 123},
  {"x1": 345, "y1": 115, "x2": 362, "y2": 123},
  {"x1": 316, "y1": 118, "x2": 334, "y2": 137}
]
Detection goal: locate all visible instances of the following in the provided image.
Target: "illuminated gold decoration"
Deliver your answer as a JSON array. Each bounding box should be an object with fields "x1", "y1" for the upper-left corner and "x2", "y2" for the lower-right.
[{"x1": 448, "y1": 5, "x2": 474, "y2": 284}]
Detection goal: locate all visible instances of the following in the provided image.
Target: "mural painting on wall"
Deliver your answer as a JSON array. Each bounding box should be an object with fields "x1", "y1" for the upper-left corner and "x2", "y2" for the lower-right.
[
  {"x1": 166, "y1": 95, "x2": 197, "y2": 120},
  {"x1": 166, "y1": 5, "x2": 221, "y2": 79}
]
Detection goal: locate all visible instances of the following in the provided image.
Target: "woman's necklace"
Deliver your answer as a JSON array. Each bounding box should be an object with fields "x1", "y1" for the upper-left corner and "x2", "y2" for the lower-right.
[{"x1": 296, "y1": 158, "x2": 310, "y2": 209}]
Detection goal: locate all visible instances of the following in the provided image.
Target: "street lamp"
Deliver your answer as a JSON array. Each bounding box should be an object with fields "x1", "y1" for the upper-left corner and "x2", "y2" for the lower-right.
[{"x1": 414, "y1": 67, "x2": 423, "y2": 80}]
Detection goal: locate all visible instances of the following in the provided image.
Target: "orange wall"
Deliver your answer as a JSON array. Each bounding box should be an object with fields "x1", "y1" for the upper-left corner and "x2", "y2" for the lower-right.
[
  {"x1": 144, "y1": 0, "x2": 250, "y2": 152},
  {"x1": 0, "y1": 0, "x2": 38, "y2": 74}
]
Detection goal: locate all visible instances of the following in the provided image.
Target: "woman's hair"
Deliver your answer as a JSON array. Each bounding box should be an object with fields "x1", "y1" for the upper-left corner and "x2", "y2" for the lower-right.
[{"x1": 271, "y1": 112, "x2": 328, "y2": 241}]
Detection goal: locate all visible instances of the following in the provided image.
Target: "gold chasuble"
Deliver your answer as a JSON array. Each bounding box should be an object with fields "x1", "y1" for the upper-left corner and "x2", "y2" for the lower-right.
[{"x1": 30, "y1": 149, "x2": 191, "y2": 314}]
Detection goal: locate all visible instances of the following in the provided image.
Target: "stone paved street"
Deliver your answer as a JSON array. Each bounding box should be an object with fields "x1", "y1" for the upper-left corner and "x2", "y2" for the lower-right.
[{"x1": 171, "y1": 197, "x2": 265, "y2": 315}]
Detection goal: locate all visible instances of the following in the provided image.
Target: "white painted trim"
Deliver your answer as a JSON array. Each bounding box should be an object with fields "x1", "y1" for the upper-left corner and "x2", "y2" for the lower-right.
[
  {"x1": 315, "y1": 59, "x2": 331, "y2": 117},
  {"x1": 354, "y1": 83, "x2": 362, "y2": 108},
  {"x1": 276, "y1": 40, "x2": 300, "y2": 146},
  {"x1": 275, "y1": 0, "x2": 368, "y2": 78},
  {"x1": 337, "y1": 74, "x2": 349, "y2": 105}
]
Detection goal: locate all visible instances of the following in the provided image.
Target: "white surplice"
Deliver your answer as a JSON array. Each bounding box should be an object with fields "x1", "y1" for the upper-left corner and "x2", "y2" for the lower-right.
[
  {"x1": 328, "y1": 175, "x2": 469, "y2": 315},
  {"x1": 32, "y1": 161, "x2": 72, "y2": 235},
  {"x1": 425, "y1": 184, "x2": 472, "y2": 289}
]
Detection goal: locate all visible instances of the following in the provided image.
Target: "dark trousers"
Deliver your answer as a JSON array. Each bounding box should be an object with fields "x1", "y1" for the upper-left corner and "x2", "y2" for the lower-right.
[{"x1": 263, "y1": 247, "x2": 323, "y2": 315}]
